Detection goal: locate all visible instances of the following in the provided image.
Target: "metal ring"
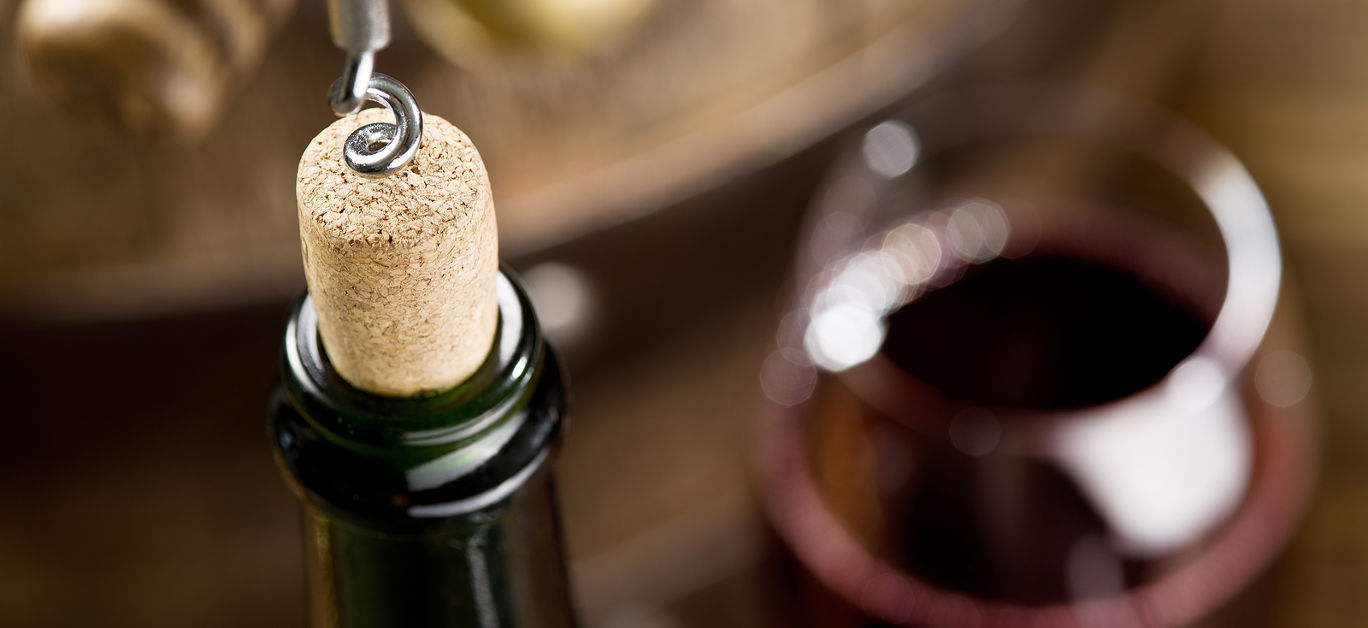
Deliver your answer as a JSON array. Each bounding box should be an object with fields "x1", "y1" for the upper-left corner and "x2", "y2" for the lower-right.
[{"x1": 328, "y1": 73, "x2": 423, "y2": 176}]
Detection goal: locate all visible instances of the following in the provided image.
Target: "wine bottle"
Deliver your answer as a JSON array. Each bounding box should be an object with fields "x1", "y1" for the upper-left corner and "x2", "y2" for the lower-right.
[
  {"x1": 271, "y1": 92, "x2": 576, "y2": 627},
  {"x1": 271, "y1": 270, "x2": 576, "y2": 627}
]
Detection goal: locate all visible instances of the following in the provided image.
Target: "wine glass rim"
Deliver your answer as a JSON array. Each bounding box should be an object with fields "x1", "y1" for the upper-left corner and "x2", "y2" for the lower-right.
[{"x1": 797, "y1": 81, "x2": 1281, "y2": 427}]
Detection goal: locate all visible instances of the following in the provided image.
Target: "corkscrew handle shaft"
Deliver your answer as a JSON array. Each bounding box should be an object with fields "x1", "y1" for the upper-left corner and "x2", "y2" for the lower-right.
[{"x1": 326, "y1": 0, "x2": 390, "y2": 116}]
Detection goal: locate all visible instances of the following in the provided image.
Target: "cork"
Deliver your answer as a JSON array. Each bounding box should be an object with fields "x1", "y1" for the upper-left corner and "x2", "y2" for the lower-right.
[{"x1": 296, "y1": 109, "x2": 498, "y2": 397}]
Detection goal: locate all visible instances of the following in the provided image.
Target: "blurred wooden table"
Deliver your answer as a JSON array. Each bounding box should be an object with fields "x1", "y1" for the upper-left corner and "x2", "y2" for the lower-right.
[
  {"x1": 2, "y1": 0, "x2": 1367, "y2": 626},
  {"x1": 1176, "y1": 1, "x2": 1368, "y2": 624}
]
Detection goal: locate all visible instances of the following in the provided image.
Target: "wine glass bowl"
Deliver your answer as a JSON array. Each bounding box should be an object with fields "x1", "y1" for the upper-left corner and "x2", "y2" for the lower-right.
[{"x1": 756, "y1": 84, "x2": 1317, "y2": 627}]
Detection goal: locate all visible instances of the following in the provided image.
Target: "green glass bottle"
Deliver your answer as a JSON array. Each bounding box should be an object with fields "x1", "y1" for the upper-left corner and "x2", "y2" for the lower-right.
[{"x1": 271, "y1": 269, "x2": 576, "y2": 628}]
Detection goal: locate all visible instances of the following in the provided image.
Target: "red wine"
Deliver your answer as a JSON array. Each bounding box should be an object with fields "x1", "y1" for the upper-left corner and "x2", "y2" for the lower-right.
[
  {"x1": 811, "y1": 241, "x2": 1223, "y2": 607},
  {"x1": 762, "y1": 91, "x2": 1315, "y2": 625},
  {"x1": 765, "y1": 227, "x2": 1314, "y2": 626},
  {"x1": 882, "y1": 254, "x2": 1211, "y2": 410}
]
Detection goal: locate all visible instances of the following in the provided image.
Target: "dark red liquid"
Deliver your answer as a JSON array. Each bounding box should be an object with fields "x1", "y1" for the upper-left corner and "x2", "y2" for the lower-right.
[
  {"x1": 818, "y1": 251, "x2": 1219, "y2": 607},
  {"x1": 883, "y1": 254, "x2": 1211, "y2": 409}
]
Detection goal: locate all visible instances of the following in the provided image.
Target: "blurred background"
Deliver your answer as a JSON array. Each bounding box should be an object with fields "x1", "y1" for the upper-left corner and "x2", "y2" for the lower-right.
[{"x1": 0, "y1": 0, "x2": 1364, "y2": 626}]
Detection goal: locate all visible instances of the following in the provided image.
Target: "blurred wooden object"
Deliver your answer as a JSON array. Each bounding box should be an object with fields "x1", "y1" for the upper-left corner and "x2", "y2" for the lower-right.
[
  {"x1": 1177, "y1": 0, "x2": 1368, "y2": 624},
  {"x1": 0, "y1": 0, "x2": 1007, "y2": 322},
  {"x1": 15, "y1": 0, "x2": 295, "y2": 142},
  {"x1": 3, "y1": 0, "x2": 1368, "y2": 627},
  {"x1": 400, "y1": 0, "x2": 656, "y2": 63}
]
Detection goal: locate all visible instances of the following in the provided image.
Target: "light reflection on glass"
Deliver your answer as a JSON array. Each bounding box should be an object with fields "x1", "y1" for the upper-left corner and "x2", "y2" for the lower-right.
[
  {"x1": 882, "y1": 222, "x2": 942, "y2": 286},
  {"x1": 803, "y1": 302, "x2": 886, "y2": 372},
  {"x1": 861, "y1": 120, "x2": 921, "y2": 178},
  {"x1": 521, "y1": 261, "x2": 595, "y2": 345},
  {"x1": 946, "y1": 199, "x2": 1010, "y2": 262},
  {"x1": 1167, "y1": 356, "x2": 1229, "y2": 411},
  {"x1": 1254, "y1": 349, "x2": 1313, "y2": 408},
  {"x1": 1053, "y1": 378, "x2": 1251, "y2": 557},
  {"x1": 807, "y1": 175, "x2": 875, "y2": 266},
  {"x1": 760, "y1": 347, "x2": 817, "y2": 407},
  {"x1": 1191, "y1": 156, "x2": 1283, "y2": 371},
  {"x1": 802, "y1": 197, "x2": 1010, "y2": 373}
]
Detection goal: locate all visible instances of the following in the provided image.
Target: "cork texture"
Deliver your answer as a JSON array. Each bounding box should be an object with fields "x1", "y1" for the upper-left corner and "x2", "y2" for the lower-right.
[{"x1": 297, "y1": 109, "x2": 498, "y2": 397}]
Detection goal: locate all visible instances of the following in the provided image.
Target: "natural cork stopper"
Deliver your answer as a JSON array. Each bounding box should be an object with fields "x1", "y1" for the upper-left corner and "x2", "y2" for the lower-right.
[{"x1": 297, "y1": 109, "x2": 498, "y2": 397}]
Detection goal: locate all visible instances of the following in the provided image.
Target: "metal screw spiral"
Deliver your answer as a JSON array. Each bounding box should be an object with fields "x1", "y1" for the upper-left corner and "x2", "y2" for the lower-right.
[{"x1": 328, "y1": 72, "x2": 423, "y2": 176}]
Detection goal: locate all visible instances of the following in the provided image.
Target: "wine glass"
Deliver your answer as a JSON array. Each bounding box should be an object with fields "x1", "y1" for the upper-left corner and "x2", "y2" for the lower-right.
[{"x1": 755, "y1": 83, "x2": 1317, "y2": 627}]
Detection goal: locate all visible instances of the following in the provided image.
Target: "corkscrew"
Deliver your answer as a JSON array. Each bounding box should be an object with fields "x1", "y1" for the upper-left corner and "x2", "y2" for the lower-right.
[{"x1": 325, "y1": 0, "x2": 423, "y2": 175}]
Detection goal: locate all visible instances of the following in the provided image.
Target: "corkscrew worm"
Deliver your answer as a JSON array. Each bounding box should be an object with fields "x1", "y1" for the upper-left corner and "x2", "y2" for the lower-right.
[{"x1": 330, "y1": 73, "x2": 424, "y2": 176}]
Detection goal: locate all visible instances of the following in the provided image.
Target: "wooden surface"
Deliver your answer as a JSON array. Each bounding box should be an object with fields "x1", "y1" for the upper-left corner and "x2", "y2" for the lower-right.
[
  {"x1": 1175, "y1": 0, "x2": 1368, "y2": 623},
  {"x1": 1, "y1": 0, "x2": 1367, "y2": 626},
  {"x1": 0, "y1": 0, "x2": 997, "y2": 323}
]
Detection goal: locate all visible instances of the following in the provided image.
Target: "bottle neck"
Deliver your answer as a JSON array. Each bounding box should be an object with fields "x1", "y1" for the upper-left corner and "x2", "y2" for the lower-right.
[{"x1": 272, "y1": 268, "x2": 566, "y2": 532}]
